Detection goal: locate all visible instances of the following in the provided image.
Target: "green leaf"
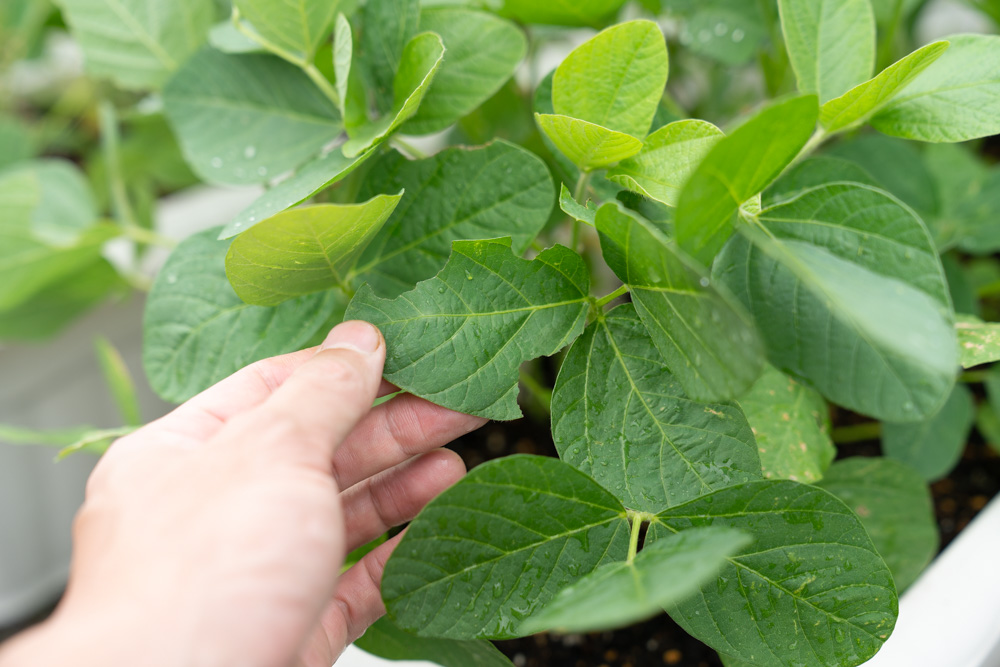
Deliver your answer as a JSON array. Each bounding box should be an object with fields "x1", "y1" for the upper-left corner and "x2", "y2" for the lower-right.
[
  {"x1": 872, "y1": 34, "x2": 1000, "y2": 143},
  {"x1": 779, "y1": 0, "x2": 875, "y2": 104},
  {"x1": 226, "y1": 194, "x2": 402, "y2": 306},
  {"x1": 382, "y1": 455, "x2": 630, "y2": 639},
  {"x1": 350, "y1": 141, "x2": 554, "y2": 297},
  {"x1": 360, "y1": 0, "x2": 419, "y2": 113},
  {"x1": 342, "y1": 32, "x2": 445, "y2": 158},
  {"x1": 521, "y1": 527, "x2": 751, "y2": 634},
  {"x1": 233, "y1": 0, "x2": 343, "y2": 60},
  {"x1": 333, "y1": 13, "x2": 352, "y2": 118},
  {"x1": 676, "y1": 95, "x2": 819, "y2": 265},
  {"x1": 356, "y1": 617, "x2": 514, "y2": 667},
  {"x1": 820, "y1": 41, "x2": 949, "y2": 134},
  {"x1": 976, "y1": 401, "x2": 1000, "y2": 456},
  {"x1": 738, "y1": 366, "x2": 835, "y2": 483},
  {"x1": 219, "y1": 146, "x2": 377, "y2": 239},
  {"x1": 956, "y1": 315, "x2": 1000, "y2": 368},
  {"x1": 652, "y1": 480, "x2": 898, "y2": 667},
  {"x1": 208, "y1": 20, "x2": 264, "y2": 54},
  {"x1": 817, "y1": 458, "x2": 938, "y2": 591},
  {"x1": 597, "y1": 203, "x2": 766, "y2": 402},
  {"x1": 496, "y1": 0, "x2": 626, "y2": 26},
  {"x1": 143, "y1": 227, "x2": 346, "y2": 403},
  {"x1": 551, "y1": 303, "x2": 762, "y2": 512},
  {"x1": 534, "y1": 114, "x2": 643, "y2": 172},
  {"x1": 767, "y1": 156, "x2": 879, "y2": 206},
  {"x1": 715, "y1": 183, "x2": 957, "y2": 422},
  {"x1": 404, "y1": 9, "x2": 526, "y2": 135},
  {"x1": 346, "y1": 239, "x2": 589, "y2": 420},
  {"x1": 883, "y1": 384, "x2": 973, "y2": 481},
  {"x1": 827, "y1": 133, "x2": 939, "y2": 219},
  {"x1": 558, "y1": 183, "x2": 596, "y2": 226},
  {"x1": 0, "y1": 115, "x2": 35, "y2": 170},
  {"x1": 955, "y1": 169, "x2": 1000, "y2": 254},
  {"x1": 0, "y1": 423, "x2": 134, "y2": 458},
  {"x1": 678, "y1": 4, "x2": 767, "y2": 67},
  {"x1": 163, "y1": 49, "x2": 342, "y2": 186},
  {"x1": 0, "y1": 260, "x2": 124, "y2": 342},
  {"x1": 607, "y1": 120, "x2": 723, "y2": 207},
  {"x1": 94, "y1": 336, "x2": 142, "y2": 427},
  {"x1": 56, "y1": 0, "x2": 213, "y2": 90},
  {"x1": 1, "y1": 158, "x2": 98, "y2": 245},
  {"x1": 553, "y1": 20, "x2": 668, "y2": 138}
]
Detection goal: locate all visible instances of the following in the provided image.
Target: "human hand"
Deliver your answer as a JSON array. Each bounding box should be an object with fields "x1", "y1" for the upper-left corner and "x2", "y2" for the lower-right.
[{"x1": 0, "y1": 321, "x2": 486, "y2": 667}]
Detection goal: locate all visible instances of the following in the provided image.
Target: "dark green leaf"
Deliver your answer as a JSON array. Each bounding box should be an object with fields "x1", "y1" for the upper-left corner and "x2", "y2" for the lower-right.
[
  {"x1": 551, "y1": 303, "x2": 762, "y2": 512},
  {"x1": 716, "y1": 183, "x2": 957, "y2": 422},
  {"x1": 882, "y1": 384, "x2": 974, "y2": 481},
  {"x1": 676, "y1": 95, "x2": 819, "y2": 265},
  {"x1": 351, "y1": 141, "x2": 554, "y2": 297},
  {"x1": 817, "y1": 458, "x2": 938, "y2": 591},
  {"x1": 163, "y1": 49, "x2": 342, "y2": 186},
  {"x1": 738, "y1": 366, "x2": 834, "y2": 483},
  {"x1": 597, "y1": 203, "x2": 765, "y2": 401},
  {"x1": 382, "y1": 455, "x2": 630, "y2": 639},
  {"x1": 225, "y1": 194, "x2": 402, "y2": 305},
  {"x1": 143, "y1": 227, "x2": 346, "y2": 403},
  {"x1": 767, "y1": 156, "x2": 879, "y2": 206},
  {"x1": 356, "y1": 617, "x2": 513, "y2": 667},
  {"x1": 360, "y1": 0, "x2": 419, "y2": 113},
  {"x1": 521, "y1": 527, "x2": 750, "y2": 634},
  {"x1": 346, "y1": 239, "x2": 589, "y2": 420},
  {"x1": 653, "y1": 480, "x2": 898, "y2": 667}
]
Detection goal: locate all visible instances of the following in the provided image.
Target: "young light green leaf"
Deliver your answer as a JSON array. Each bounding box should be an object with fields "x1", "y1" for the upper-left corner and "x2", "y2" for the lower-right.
[
  {"x1": 94, "y1": 336, "x2": 142, "y2": 427},
  {"x1": 361, "y1": 0, "x2": 419, "y2": 113},
  {"x1": 553, "y1": 20, "x2": 668, "y2": 138},
  {"x1": 551, "y1": 303, "x2": 762, "y2": 512},
  {"x1": 350, "y1": 141, "x2": 554, "y2": 297},
  {"x1": 333, "y1": 13, "x2": 352, "y2": 118},
  {"x1": 56, "y1": 0, "x2": 213, "y2": 90},
  {"x1": 652, "y1": 480, "x2": 898, "y2": 667},
  {"x1": 767, "y1": 156, "x2": 879, "y2": 206},
  {"x1": 778, "y1": 0, "x2": 875, "y2": 104},
  {"x1": 356, "y1": 617, "x2": 514, "y2": 667},
  {"x1": 226, "y1": 194, "x2": 402, "y2": 306},
  {"x1": 956, "y1": 315, "x2": 1000, "y2": 368},
  {"x1": 558, "y1": 183, "x2": 596, "y2": 226},
  {"x1": 346, "y1": 240, "x2": 589, "y2": 420},
  {"x1": 219, "y1": 146, "x2": 377, "y2": 239},
  {"x1": 0, "y1": 261, "x2": 124, "y2": 342},
  {"x1": 404, "y1": 9, "x2": 526, "y2": 135},
  {"x1": 738, "y1": 366, "x2": 834, "y2": 483},
  {"x1": 534, "y1": 114, "x2": 643, "y2": 172},
  {"x1": 521, "y1": 527, "x2": 750, "y2": 634},
  {"x1": 883, "y1": 384, "x2": 973, "y2": 481},
  {"x1": 233, "y1": 0, "x2": 343, "y2": 60},
  {"x1": 597, "y1": 203, "x2": 766, "y2": 402},
  {"x1": 715, "y1": 183, "x2": 957, "y2": 422},
  {"x1": 382, "y1": 455, "x2": 630, "y2": 639},
  {"x1": 872, "y1": 34, "x2": 1000, "y2": 142},
  {"x1": 0, "y1": 423, "x2": 134, "y2": 459},
  {"x1": 817, "y1": 458, "x2": 938, "y2": 591},
  {"x1": 2, "y1": 159, "x2": 98, "y2": 245},
  {"x1": 163, "y1": 49, "x2": 342, "y2": 186},
  {"x1": 496, "y1": 0, "x2": 626, "y2": 26},
  {"x1": 342, "y1": 32, "x2": 445, "y2": 158},
  {"x1": 675, "y1": 95, "x2": 819, "y2": 265},
  {"x1": 143, "y1": 227, "x2": 346, "y2": 403},
  {"x1": 820, "y1": 41, "x2": 949, "y2": 134},
  {"x1": 606, "y1": 120, "x2": 723, "y2": 207}
]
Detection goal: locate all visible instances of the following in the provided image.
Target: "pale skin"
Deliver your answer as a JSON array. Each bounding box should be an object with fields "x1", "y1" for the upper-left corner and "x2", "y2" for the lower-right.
[{"x1": 0, "y1": 321, "x2": 486, "y2": 667}]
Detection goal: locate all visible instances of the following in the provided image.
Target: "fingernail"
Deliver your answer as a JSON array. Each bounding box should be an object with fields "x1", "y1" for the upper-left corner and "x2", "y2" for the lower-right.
[{"x1": 321, "y1": 320, "x2": 382, "y2": 354}]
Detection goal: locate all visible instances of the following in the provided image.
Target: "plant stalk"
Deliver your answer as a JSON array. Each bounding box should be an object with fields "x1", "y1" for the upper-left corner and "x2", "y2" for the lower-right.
[
  {"x1": 570, "y1": 171, "x2": 593, "y2": 252},
  {"x1": 831, "y1": 421, "x2": 882, "y2": 444},
  {"x1": 594, "y1": 285, "x2": 630, "y2": 309},
  {"x1": 519, "y1": 369, "x2": 552, "y2": 414},
  {"x1": 627, "y1": 512, "x2": 643, "y2": 562}
]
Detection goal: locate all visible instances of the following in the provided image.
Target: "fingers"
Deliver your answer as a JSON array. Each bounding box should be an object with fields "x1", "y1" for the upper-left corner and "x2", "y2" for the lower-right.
[
  {"x1": 324, "y1": 533, "x2": 403, "y2": 649},
  {"x1": 341, "y1": 449, "x2": 465, "y2": 552},
  {"x1": 332, "y1": 393, "x2": 486, "y2": 489},
  {"x1": 226, "y1": 321, "x2": 387, "y2": 463}
]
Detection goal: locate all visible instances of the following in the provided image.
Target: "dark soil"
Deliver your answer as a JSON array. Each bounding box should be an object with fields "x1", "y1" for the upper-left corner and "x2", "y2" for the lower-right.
[{"x1": 447, "y1": 405, "x2": 1000, "y2": 667}]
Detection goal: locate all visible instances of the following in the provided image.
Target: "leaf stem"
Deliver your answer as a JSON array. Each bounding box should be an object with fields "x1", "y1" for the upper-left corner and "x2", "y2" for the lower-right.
[
  {"x1": 594, "y1": 285, "x2": 629, "y2": 309},
  {"x1": 627, "y1": 512, "x2": 643, "y2": 562},
  {"x1": 780, "y1": 128, "x2": 828, "y2": 181},
  {"x1": 831, "y1": 421, "x2": 882, "y2": 444},
  {"x1": 119, "y1": 223, "x2": 177, "y2": 250},
  {"x1": 390, "y1": 136, "x2": 430, "y2": 160},
  {"x1": 98, "y1": 101, "x2": 139, "y2": 231},
  {"x1": 961, "y1": 370, "x2": 991, "y2": 384},
  {"x1": 571, "y1": 172, "x2": 592, "y2": 251},
  {"x1": 519, "y1": 368, "x2": 552, "y2": 414}
]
